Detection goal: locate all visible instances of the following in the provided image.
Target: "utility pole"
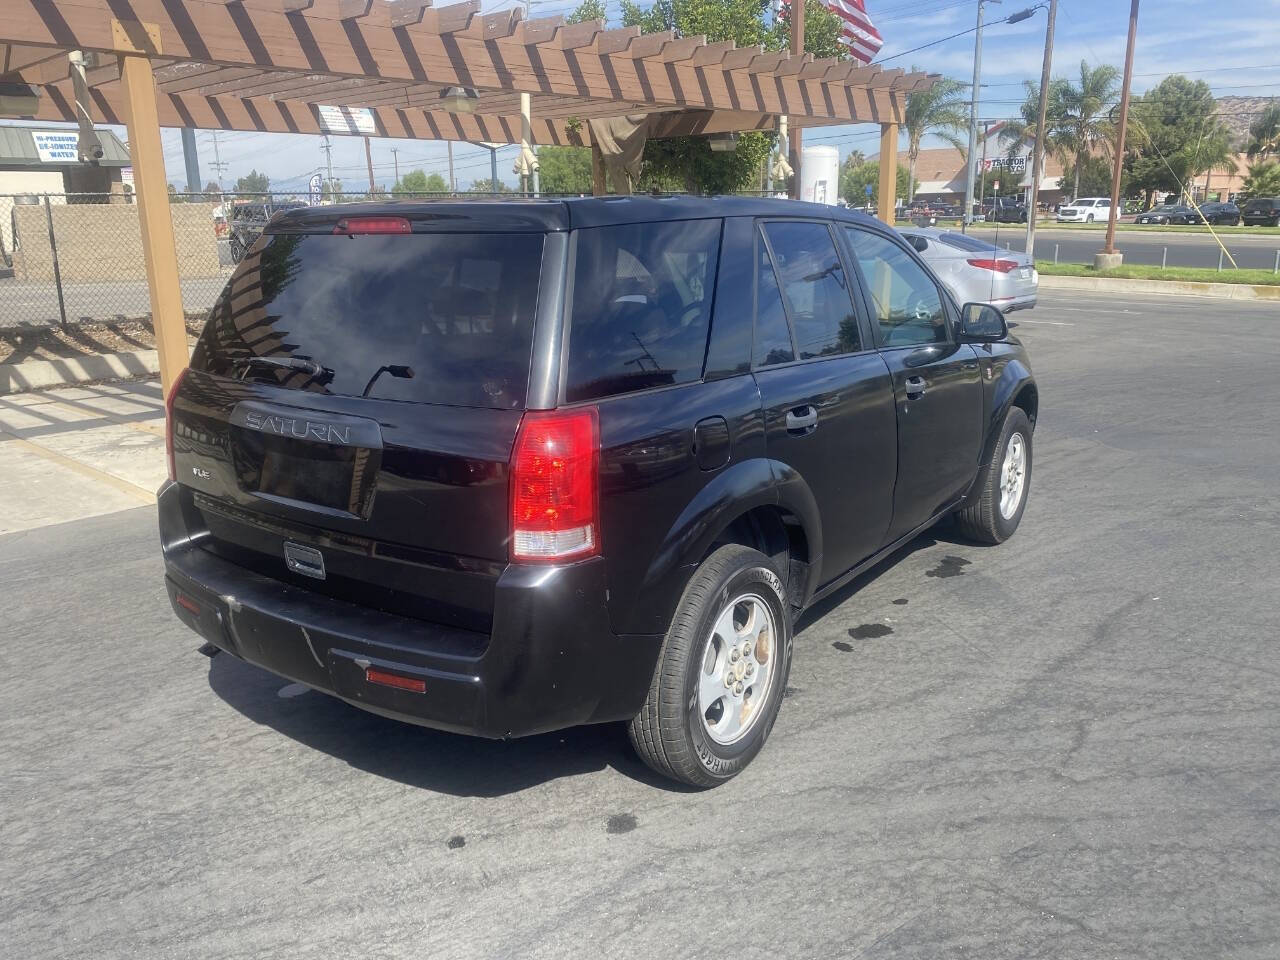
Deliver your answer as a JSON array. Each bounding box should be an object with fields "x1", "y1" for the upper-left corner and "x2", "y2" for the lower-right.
[
  {"x1": 391, "y1": 147, "x2": 400, "y2": 184},
  {"x1": 788, "y1": 0, "x2": 804, "y2": 200},
  {"x1": 207, "y1": 131, "x2": 228, "y2": 190},
  {"x1": 1026, "y1": 0, "x2": 1057, "y2": 258},
  {"x1": 489, "y1": 144, "x2": 499, "y2": 195},
  {"x1": 1100, "y1": 0, "x2": 1139, "y2": 266},
  {"x1": 322, "y1": 135, "x2": 334, "y2": 197},
  {"x1": 962, "y1": 0, "x2": 998, "y2": 229},
  {"x1": 447, "y1": 141, "x2": 456, "y2": 192},
  {"x1": 364, "y1": 136, "x2": 375, "y2": 193},
  {"x1": 180, "y1": 128, "x2": 201, "y2": 195},
  {"x1": 978, "y1": 121, "x2": 989, "y2": 211}
]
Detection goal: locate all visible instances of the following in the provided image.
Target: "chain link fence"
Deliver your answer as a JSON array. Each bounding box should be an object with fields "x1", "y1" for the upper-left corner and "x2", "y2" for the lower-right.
[{"x1": 0, "y1": 188, "x2": 789, "y2": 334}]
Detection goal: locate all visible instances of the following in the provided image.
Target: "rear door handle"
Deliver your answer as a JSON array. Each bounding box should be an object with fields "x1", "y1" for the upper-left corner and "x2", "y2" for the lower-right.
[
  {"x1": 785, "y1": 405, "x2": 818, "y2": 434},
  {"x1": 905, "y1": 375, "x2": 927, "y2": 398}
]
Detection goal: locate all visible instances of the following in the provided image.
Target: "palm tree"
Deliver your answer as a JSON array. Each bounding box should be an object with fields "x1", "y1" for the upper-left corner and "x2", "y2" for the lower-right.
[
  {"x1": 902, "y1": 70, "x2": 969, "y2": 202},
  {"x1": 1056, "y1": 60, "x2": 1121, "y2": 200},
  {"x1": 998, "y1": 78, "x2": 1071, "y2": 182},
  {"x1": 1246, "y1": 103, "x2": 1280, "y2": 161}
]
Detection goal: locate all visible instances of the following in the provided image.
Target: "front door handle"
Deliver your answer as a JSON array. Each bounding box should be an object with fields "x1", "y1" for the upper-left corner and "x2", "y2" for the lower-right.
[
  {"x1": 785, "y1": 405, "x2": 818, "y2": 434},
  {"x1": 905, "y1": 375, "x2": 927, "y2": 399}
]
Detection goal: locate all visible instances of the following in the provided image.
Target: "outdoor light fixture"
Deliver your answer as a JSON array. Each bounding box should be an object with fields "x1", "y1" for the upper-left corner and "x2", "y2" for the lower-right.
[
  {"x1": 1005, "y1": 6, "x2": 1038, "y2": 23},
  {"x1": 708, "y1": 133, "x2": 739, "y2": 153},
  {"x1": 439, "y1": 86, "x2": 479, "y2": 114},
  {"x1": 0, "y1": 80, "x2": 40, "y2": 115}
]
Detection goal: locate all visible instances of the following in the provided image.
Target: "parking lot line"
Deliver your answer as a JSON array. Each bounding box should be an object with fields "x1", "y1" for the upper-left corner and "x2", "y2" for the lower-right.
[{"x1": 0, "y1": 427, "x2": 154, "y2": 503}]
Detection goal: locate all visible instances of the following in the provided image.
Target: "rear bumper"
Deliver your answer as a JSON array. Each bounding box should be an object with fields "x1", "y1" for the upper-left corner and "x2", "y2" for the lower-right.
[{"x1": 159, "y1": 482, "x2": 661, "y2": 738}]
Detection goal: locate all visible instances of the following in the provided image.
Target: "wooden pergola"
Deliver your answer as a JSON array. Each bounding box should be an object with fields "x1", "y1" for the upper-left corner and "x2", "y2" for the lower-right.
[{"x1": 1, "y1": 0, "x2": 934, "y2": 391}]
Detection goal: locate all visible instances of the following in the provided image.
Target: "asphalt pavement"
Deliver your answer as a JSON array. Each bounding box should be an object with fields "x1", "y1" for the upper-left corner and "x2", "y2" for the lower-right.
[
  {"x1": 2, "y1": 290, "x2": 1279, "y2": 958},
  {"x1": 972, "y1": 225, "x2": 1280, "y2": 270}
]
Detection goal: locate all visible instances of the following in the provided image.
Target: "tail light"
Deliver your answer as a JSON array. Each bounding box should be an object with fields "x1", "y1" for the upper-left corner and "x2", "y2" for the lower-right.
[
  {"x1": 967, "y1": 258, "x2": 1019, "y2": 273},
  {"x1": 164, "y1": 366, "x2": 189, "y2": 482},
  {"x1": 510, "y1": 408, "x2": 600, "y2": 563},
  {"x1": 332, "y1": 216, "x2": 411, "y2": 235}
]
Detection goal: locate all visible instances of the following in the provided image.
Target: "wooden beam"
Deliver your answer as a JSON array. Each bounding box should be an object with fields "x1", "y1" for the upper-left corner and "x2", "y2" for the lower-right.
[
  {"x1": 117, "y1": 50, "x2": 188, "y2": 393},
  {"x1": 878, "y1": 121, "x2": 898, "y2": 227}
]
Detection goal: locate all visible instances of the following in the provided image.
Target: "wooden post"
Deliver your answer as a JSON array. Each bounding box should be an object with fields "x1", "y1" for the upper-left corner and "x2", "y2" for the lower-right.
[
  {"x1": 878, "y1": 121, "x2": 898, "y2": 226},
  {"x1": 115, "y1": 32, "x2": 188, "y2": 395},
  {"x1": 789, "y1": 0, "x2": 805, "y2": 200},
  {"x1": 591, "y1": 143, "x2": 607, "y2": 196}
]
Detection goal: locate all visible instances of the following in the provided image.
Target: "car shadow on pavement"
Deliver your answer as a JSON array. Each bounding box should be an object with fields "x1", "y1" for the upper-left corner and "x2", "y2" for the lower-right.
[{"x1": 206, "y1": 653, "x2": 696, "y2": 797}]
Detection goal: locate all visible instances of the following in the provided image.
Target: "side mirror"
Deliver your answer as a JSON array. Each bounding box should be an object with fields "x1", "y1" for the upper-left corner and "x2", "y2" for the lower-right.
[{"x1": 960, "y1": 302, "x2": 1008, "y2": 342}]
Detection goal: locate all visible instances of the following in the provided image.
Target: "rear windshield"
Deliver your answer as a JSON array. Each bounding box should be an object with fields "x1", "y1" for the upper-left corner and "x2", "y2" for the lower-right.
[
  {"x1": 1243, "y1": 199, "x2": 1275, "y2": 211},
  {"x1": 936, "y1": 231, "x2": 998, "y2": 253},
  {"x1": 565, "y1": 219, "x2": 721, "y2": 403},
  {"x1": 190, "y1": 231, "x2": 544, "y2": 408}
]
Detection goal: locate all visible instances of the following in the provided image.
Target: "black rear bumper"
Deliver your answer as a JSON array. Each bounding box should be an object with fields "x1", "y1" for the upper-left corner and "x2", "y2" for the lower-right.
[{"x1": 159, "y1": 482, "x2": 662, "y2": 738}]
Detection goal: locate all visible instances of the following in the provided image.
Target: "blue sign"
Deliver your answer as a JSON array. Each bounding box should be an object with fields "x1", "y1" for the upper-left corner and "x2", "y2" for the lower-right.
[{"x1": 864, "y1": 184, "x2": 873, "y2": 197}]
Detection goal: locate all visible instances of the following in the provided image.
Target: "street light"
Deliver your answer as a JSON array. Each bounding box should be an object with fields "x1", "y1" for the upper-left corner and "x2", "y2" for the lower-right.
[{"x1": 439, "y1": 86, "x2": 478, "y2": 114}]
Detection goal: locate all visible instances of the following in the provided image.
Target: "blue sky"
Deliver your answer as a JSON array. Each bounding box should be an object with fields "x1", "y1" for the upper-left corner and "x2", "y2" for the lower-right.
[{"x1": 11, "y1": 0, "x2": 1280, "y2": 191}]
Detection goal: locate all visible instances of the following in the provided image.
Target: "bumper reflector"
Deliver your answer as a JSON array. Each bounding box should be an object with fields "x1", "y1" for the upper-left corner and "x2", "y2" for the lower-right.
[
  {"x1": 176, "y1": 593, "x2": 201, "y2": 615},
  {"x1": 366, "y1": 667, "x2": 427, "y2": 694}
]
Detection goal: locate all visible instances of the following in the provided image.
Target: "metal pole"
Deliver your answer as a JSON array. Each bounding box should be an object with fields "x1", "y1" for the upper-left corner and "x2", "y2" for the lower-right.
[
  {"x1": 364, "y1": 136, "x2": 375, "y2": 194},
  {"x1": 978, "y1": 121, "x2": 989, "y2": 213},
  {"x1": 962, "y1": 0, "x2": 993, "y2": 229},
  {"x1": 1026, "y1": 0, "x2": 1057, "y2": 258},
  {"x1": 1218, "y1": 249, "x2": 1224, "y2": 272},
  {"x1": 490, "y1": 146, "x2": 498, "y2": 195},
  {"x1": 447, "y1": 141, "x2": 456, "y2": 192},
  {"x1": 789, "y1": 0, "x2": 805, "y2": 200},
  {"x1": 391, "y1": 147, "x2": 399, "y2": 183},
  {"x1": 43, "y1": 195, "x2": 68, "y2": 327},
  {"x1": 180, "y1": 128, "x2": 201, "y2": 195},
  {"x1": 1102, "y1": 0, "x2": 1139, "y2": 258},
  {"x1": 1162, "y1": 246, "x2": 1167, "y2": 269},
  {"x1": 1274, "y1": 249, "x2": 1279, "y2": 275},
  {"x1": 1054, "y1": 243, "x2": 1059, "y2": 264}
]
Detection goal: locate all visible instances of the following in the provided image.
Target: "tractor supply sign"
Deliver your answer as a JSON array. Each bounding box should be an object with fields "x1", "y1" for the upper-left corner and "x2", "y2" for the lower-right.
[{"x1": 32, "y1": 131, "x2": 80, "y2": 163}]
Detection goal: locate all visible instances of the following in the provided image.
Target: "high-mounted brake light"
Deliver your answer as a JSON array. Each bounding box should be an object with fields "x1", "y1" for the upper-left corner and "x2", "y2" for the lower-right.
[
  {"x1": 510, "y1": 408, "x2": 600, "y2": 563},
  {"x1": 165, "y1": 366, "x2": 189, "y2": 483},
  {"x1": 967, "y1": 258, "x2": 1019, "y2": 273},
  {"x1": 332, "y1": 216, "x2": 411, "y2": 235}
]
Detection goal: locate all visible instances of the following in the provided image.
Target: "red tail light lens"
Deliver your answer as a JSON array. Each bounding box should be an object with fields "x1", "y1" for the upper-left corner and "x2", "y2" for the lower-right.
[
  {"x1": 165, "y1": 366, "x2": 189, "y2": 482},
  {"x1": 510, "y1": 408, "x2": 600, "y2": 563},
  {"x1": 332, "y1": 216, "x2": 411, "y2": 235},
  {"x1": 967, "y1": 258, "x2": 1019, "y2": 273}
]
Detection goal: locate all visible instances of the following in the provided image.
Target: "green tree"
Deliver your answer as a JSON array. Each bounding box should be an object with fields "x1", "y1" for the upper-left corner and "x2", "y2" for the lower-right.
[
  {"x1": 1240, "y1": 160, "x2": 1280, "y2": 199},
  {"x1": 537, "y1": 146, "x2": 594, "y2": 194},
  {"x1": 567, "y1": 0, "x2": 607, "y2": 23},
  {"x1": 1056, "y1": 154, "x2": 1114, "y2": 198},
  {"x1": 234, "y1": 169, "x2": 270, "y2": 197},
  {"x1": 767, "y1": 0, "x2": 849, "y2": 60},
  {"x1": 901, "y1": 67, "x2": 968, "y2": 201},
  {"x1": 999, "y1": 78, "x2": 1072, "y2": 181},
  {"x1": 321, "y1": 177, "x2": 343, "y2": 202},
  {"x1": 392, "y1": 169, "x2": 447, "y2": 194},
  {"x1": 203, "y1": 181, "x2": 222, "y2": 200},
  {"x1": 1055, "y1": 60, "x2": 1120, "y2": 200},
  {"x1": 470, "y1": 178, "x2": 513, "y2": 193},
  {"x1": 1125, "y1": 75, "x2": 1233, "y2": 207},
  {"x1": 840, "y1": 161, "x2": 910, "y2": 206},
  {"x1": 1245, "y1": 103, "x2": 1280, "y2": 161}
]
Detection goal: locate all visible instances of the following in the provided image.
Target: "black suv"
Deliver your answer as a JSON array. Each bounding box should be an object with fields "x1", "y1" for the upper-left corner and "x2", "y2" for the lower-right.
[
  {"x1": 160, "y1": 197, "x2": 1038, "y2": 787},
  {"x1": 987, "y1": 196, "x2": 1029, "y2": 223},
  {"x1": 1240, "y1": 197, "x2": 1280, "y2": 227}
]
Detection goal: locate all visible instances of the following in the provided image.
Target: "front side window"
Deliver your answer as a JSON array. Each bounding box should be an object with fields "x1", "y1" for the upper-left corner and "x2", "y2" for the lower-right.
[
  {"x1": 762, "y1": 221, "x2": 860, "y2": 359},
  {"x1": 844, "y1": 228, "x2": 948, "y2": 348},
  {"x1": 566, "y1": 219, "x2": 721, "y2": 403}
]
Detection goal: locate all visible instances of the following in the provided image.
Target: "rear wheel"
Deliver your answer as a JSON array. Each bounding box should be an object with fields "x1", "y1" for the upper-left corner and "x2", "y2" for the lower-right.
[
  {"x1": 229, "y1": 237, "x2": 245, "y2": 264},
  {"x1": 1086, "y1": 213, "x2": 1095, "y2": 223},
  {"x1": 628, "y1": 545, "x2": 792, "y2": 788},
  {"x1": 955, "y1": 407, "x2": 1032, "y2": 544}
]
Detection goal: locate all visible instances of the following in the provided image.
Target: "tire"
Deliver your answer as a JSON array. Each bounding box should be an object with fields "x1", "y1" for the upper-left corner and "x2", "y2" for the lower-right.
[
  {"x1": 229, "y1": 237, "x2": 245, "y2": 264},
  {"x1": 1086, "y1": 214, "x2": 1094, "y2": 223},
  {"x1": 628, "y1": 544, "x2": 793, "y2": 788},
  {"x1": 954, "y1": 407, "x2": 1033, "y2": 545}
]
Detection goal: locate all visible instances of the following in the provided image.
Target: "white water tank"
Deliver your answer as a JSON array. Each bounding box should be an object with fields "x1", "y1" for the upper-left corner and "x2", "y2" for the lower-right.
[{"x1": 800, "y1": 145, "x2": 840, "y2": 205}]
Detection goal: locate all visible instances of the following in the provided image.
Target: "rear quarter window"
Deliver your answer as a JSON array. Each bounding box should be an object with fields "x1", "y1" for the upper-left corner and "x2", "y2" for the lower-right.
[{"x1": 565, "y1": 219, "x2": 722, "y2": 403}]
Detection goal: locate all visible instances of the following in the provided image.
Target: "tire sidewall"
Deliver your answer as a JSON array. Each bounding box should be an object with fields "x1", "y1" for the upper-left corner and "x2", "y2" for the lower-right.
[
  {"x1": 992, "y1": 409, "x2": 1033, "y2": 539},
  {"x1": 681, "y1": 559, "x2": 792, "y2": 781}
]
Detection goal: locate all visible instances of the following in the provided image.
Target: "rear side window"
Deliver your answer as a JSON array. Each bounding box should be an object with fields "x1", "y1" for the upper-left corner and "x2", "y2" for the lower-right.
[
  {"x1": 936, "y1": 231, "x2": 996, "y2": 253},
  {"x1": 761, "y1": 221, "x2": 859, "y2": 359},
  {"x1": 753, "y1": 230, "x2": 794, "y2": 367},
  {"x1": 565, "y1": 219, "x2": 721, "y2": 403},
  {"x1": 190, "y1": 231, "x2": 544, "y2": 409}
]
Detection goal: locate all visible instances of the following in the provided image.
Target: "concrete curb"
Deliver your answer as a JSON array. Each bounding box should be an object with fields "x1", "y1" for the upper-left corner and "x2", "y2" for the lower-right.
[
  {"x1": 0, "y1": 349, "x2": 159, "y2": 395},
  {"x1": 1038, "y1": 274, "x2": 1280, "y2": 301}
]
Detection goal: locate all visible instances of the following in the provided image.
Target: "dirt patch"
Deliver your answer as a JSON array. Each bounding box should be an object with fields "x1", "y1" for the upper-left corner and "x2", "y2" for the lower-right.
[{"x1": 0, "y1": 319, "x2": 202, "y2": 364}]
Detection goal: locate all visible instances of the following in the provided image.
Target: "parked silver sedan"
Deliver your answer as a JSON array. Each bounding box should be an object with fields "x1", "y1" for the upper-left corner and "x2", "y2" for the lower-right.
[{"x1": 896, "y1": 226, "x2": 1038, "y2": 313}]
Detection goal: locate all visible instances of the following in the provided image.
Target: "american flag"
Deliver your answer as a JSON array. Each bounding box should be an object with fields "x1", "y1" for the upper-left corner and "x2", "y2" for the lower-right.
[{"x1": 782, "y1": 0, "x2": 884, "y2": 65}]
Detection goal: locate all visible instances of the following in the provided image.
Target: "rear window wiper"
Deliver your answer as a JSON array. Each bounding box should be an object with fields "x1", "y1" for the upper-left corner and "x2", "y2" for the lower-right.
[{"x1": 230, "y1": 356, "x2": 328, "y2": 380}]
